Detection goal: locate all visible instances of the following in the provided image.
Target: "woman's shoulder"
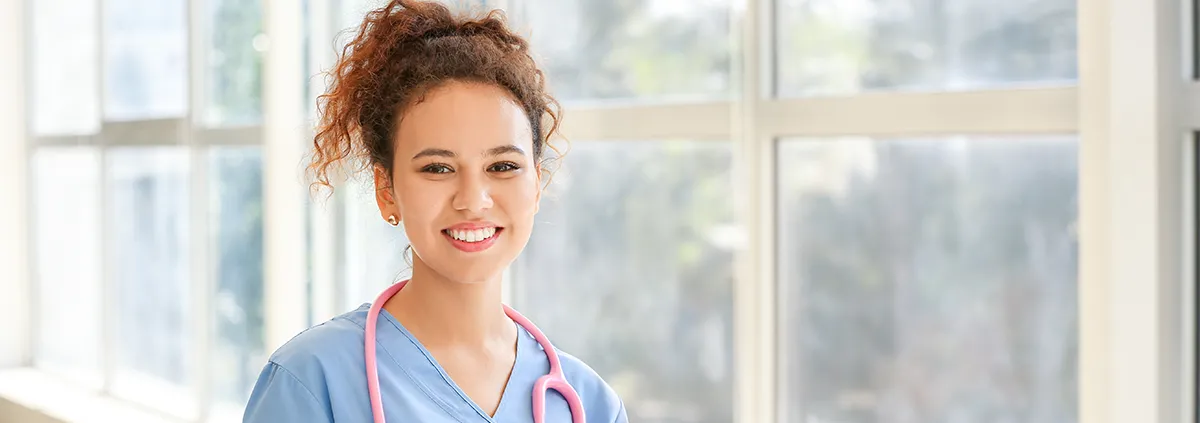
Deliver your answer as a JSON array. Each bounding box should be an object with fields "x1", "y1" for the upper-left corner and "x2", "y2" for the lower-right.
[
  {"x1": 550, "y1": 347, "x2": 629, "y2": 422},
  {"x1": 267, "y1": 304, "x2": 374, "y2": 372}
]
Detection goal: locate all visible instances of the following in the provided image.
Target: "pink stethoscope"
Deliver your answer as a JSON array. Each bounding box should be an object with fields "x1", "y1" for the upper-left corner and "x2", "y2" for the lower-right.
[{"x1": 364, "y1": 280, "x2": 586, "y2": 423}]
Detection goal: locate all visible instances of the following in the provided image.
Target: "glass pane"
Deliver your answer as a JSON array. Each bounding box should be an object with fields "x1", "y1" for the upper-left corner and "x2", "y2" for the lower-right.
[
  {"x1": 105, "y1": 0, "x2": 188, "y2": 120},
  {"x1": 514, "y1": 0, "x2": 732, "y2": 103},
  {"x1": 776, "y1": 0, "x2": 1077, "y2": 97},
  {"x1": 337, "y1": 0, "x2": 484, "y2": 30},
  {"x1": 338, "y1": 0, "x2": 388, "y2": 30},
  {"x1": 32, "y1": 0, "x2": 99, "y2": 135},
  {"x1": 33, "y1": 148, "x2": 103, "y2": 386},
  {"x1": 209, "y1": 147, "x2": 265, "y2": 408},
  {"x1": 777, "y1": 136, "x2": 1078, "y2": 423},
  {"x1": 108, "y1": 147, "x2": 192, "y2": 396},
  {"x1": 514, "y1": 141, "x2": 736, "y2": 423},
  {"x1": 341, "y1": 176, "x2": 411, "y2": 310},
  {"x1": 207, "y1": 0, "x2": 264, "y2": 125}
]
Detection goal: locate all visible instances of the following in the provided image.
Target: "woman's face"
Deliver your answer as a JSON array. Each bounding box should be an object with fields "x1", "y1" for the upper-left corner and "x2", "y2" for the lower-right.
[{"x1": 375, "y1": 80, "x2": 540, "y2": 284}]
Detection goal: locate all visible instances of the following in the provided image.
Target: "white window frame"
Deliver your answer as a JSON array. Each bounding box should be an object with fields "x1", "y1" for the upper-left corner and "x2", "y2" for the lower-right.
[
  {"x1": 1, "y1": 0, "x2": 269, "y2": 421},
  {"x1": 2, "y1": 0, "x2": 1197, "y2": 422},
  {"x1": 0, "y1": 0, "x2": 30, "y2": 373}
]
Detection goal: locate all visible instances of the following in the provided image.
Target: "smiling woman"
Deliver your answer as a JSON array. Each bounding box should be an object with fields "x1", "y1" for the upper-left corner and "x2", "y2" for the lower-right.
[
  {"x1": 242, "y1": 1, "x2": 627, "y2": 422},
  {"x1": 372, "y1": 81, "x2": 540, "y2": 284}
]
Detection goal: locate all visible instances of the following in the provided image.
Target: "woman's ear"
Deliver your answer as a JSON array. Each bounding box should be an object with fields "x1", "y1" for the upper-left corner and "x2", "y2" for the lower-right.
[{"x1": 374, "y1": 164, "x2": 400, "y2": 224}]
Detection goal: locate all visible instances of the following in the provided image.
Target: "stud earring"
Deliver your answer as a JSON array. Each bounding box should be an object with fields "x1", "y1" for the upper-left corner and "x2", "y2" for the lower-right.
[{"x1": 386, "y1": 215, "x2": 398, "y2": 226}]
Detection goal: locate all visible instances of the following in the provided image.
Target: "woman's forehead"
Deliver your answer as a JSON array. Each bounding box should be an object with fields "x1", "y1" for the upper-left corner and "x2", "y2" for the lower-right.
[{"x1": 393, "y1": 81, "x2": 533, "y2": 154}]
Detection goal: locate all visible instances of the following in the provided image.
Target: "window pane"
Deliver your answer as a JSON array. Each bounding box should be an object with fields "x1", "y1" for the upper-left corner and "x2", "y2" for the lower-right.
[
  {"x1": 207, "y1": 0, "x2": 264, "y2": 125},
  {"x1": 32, "y1": 0, "x2": 99, "y2": 135},
  {"x1": 776, "y1": 0, "x2": 1077, "y2": 97},
  {"x1": 209, "y1": 147, "x2": 265, "y2": 408},
  {"x1": 514, "y1": 141, "x2": 735, "y2": 423},
  {"x1": 515, "y1": 0, "x2": 732, "y2": 103},
  {"x1": 341, "y1": 177, "x2": 411, "y2": 310},
  {"x1": 338, "y1": 0, "x2": 387, "y2": 30},
  {"x1": 777, "y1": 136, "x2": 1078, "y2": 423},
  {"x1": 33, "y1": 148, "x2": 103, "y2": 386},
  {"x1": 105, "y1": 0, "x2": 188, "y2": 120},
  {"x1": 108, "y1": 147, "x2": 192, "y2": 401},
  {"x1": 337, "y1": 0, "x2": 485, "y2": 30}
]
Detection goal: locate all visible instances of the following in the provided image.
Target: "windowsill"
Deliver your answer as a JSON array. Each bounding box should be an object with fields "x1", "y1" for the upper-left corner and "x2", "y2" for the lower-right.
[{"x1": 0, "y1": 367, "x2": 187, "y2": 423}]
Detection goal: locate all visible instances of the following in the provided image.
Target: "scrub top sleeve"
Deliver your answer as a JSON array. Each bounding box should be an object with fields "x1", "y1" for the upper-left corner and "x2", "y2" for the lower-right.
[{"x1": 242, "y1": 362, "x2": 333, "y2": 423}]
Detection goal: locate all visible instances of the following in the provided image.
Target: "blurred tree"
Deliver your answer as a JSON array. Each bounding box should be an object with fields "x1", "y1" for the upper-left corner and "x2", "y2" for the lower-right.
[
  {"x1": 779, "y1": 138, "x2": 1078, "y2": 423},
  {"x1": 777, "y1": 0, "x2": 1077, "y2": 94},
  {"x1": 524, "y1": 0, "x2": 731, "y2": 102},
  {"x1": 210, "y1": 0, "x2": 264, "y2": 124},
  {"x1": 212, "y1": 148, "x2": 265, "y2": 404},
  {"x1": 516, "y1": 143, "x2": 736, "y2": 423},
  {"x1": 209, "y1": 0, "x2": 265, "y2": 405}
]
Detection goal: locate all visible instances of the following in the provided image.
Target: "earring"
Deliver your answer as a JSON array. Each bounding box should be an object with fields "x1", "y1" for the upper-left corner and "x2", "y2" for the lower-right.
[{"x1": 386, "y1": 215, "x2": 398, "y2": 226}]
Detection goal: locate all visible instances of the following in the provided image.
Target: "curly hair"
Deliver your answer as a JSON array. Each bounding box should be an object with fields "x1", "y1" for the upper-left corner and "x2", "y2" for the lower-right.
[{"x1": 308, "y1": 0, "x2": 563, "y2": 194}]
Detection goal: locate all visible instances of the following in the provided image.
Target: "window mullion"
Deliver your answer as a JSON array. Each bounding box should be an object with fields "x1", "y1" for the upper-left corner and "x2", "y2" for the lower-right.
[
  {"x1": 188, "y1": 0, "x2": 213, "y2": 420},
  {"x1": 305, "y1": 0, "x2": 342, "y2": 325},
  {"x1": 263, "y1": 0, "x2": 312, "y2": 354},
  {"x1": 0, "y1": 0, "x2": 31, "y2": 369},
  {"x1": 732, "y1": 0, "x2": 776, "y2": 422},
  {"x1": 95, "y1": 0, "x2": 119, "y2": 398}
]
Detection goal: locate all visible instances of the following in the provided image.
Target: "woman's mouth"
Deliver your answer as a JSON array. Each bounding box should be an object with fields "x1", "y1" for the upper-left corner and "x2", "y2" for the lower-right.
[{"x1": 442, "y1": 227, "x2": 503, "y2": 252}]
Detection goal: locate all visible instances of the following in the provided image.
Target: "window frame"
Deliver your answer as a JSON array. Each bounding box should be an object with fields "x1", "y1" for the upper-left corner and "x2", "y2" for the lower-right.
[
  {"x1": 11, "y1": 0, "x2": 267, "y2": 420},
  {"x1": 2, "y1": 0, "x2": 1196, "y2": 422}
]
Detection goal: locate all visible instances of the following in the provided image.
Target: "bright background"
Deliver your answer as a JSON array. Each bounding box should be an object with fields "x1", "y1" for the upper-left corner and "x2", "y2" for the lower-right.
[{"x1": 0, "y1": 0, "x2": 1195, "y2": 422}]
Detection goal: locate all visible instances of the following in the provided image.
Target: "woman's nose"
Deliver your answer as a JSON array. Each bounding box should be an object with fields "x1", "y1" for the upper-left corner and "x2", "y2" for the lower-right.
[{"x1": 451, "y1": 173, "x2": 494, "y2": 212}]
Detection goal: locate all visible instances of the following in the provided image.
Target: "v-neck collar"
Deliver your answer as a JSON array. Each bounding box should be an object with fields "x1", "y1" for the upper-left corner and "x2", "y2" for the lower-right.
[{"x1": 374, "y1": 305, "x2": 527, "y2": 423}]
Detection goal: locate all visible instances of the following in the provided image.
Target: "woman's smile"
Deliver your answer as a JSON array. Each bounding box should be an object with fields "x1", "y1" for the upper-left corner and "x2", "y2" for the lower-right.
[{"x1": 442, "y1": 222, "x2": 504, "y2": 252}]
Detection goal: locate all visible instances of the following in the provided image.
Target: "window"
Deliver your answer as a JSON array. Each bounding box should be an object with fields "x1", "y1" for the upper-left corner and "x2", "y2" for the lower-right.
[
  {"x1": 31, "y1": 0, "x2": 98, "y2": 135},
  {"x1": 26, "y1": 0, "x2": 266, "y2": 418},
  {"x1": 12, "y1": 0, "x2": 1102, "y2": 421},
  {"x1": 510, "y1": 0, "x2": 732, "y2": 103},
  {"x1": 775, "y1": 0, "x2": 1078, "y2": 97},
  {"x1": 207, "y1": 0, "x2": 265, "y2": 125},
  {"x1": 776, "y1": 136, "x2": 1079, "y2": 423},
  {"x1": 108, "y1": 147, "x2": 194, "y2": 412},
  {"x1": 104, "y1": 0, "x2": 188, "y2": 120},
  {"x1": 32, "y1": 148, "x2": 103, "y2": 387},
  {"x1": 209, "y1": 147, "x2": 265, "y2": 410},
  {"x1": 513, "y1": 141, "x2": 736, "y2": 423}
]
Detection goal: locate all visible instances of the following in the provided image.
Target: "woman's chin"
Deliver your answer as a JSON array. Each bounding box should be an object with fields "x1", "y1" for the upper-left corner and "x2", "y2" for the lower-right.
[
  {"x1": 427, "y1": 257, "x2": 509, "y2": 285},
  {"x1": 411, "y1": 238, "x2": 522, "y2": 285}
]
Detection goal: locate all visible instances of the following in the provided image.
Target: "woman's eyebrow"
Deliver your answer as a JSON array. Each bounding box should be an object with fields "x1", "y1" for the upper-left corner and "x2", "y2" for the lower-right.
[
  {"x1": 411, "y1": 145, "x2": 525, "y2": 160},
  {"x1": 411, "y1": 148, "x2": 455, "y2": 160},
  {"x1": 485, "y1": 145, "x2": 525, "y2": 157}
]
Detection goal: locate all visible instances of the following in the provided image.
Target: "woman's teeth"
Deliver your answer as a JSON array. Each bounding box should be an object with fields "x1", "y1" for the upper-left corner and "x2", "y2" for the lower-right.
[{"x1": 446, "y1": 227, "x2": 497, "y2": 243}]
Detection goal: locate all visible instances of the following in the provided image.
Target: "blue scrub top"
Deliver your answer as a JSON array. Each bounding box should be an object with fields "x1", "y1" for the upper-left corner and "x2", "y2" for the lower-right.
[{"x1": 243, "y1": 303, "x2": 628, "y2": 423}]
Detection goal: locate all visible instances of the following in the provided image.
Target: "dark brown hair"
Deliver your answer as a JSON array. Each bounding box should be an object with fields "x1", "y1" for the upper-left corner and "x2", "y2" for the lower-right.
[{"x1": 308, "y1": 0, "x2": 563, "y2": 193}]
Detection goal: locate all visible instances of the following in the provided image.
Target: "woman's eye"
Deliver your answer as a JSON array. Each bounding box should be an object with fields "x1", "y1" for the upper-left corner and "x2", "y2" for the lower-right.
[
  {"x1": 488, "y1": 162, "x2": 520, "y2": 172},
  {"x1": 421, "y1": 164, "x2": 453, "y2": 174}
]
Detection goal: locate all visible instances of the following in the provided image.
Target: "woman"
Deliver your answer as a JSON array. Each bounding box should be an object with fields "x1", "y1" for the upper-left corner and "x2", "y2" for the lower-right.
[{"x1": 242, "y1": 1, "x2": 627, "y2": 422}]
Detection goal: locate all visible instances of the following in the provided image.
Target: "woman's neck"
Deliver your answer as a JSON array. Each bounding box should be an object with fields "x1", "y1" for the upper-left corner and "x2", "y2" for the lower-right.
[{"x1": 383, "y1": 257, "x2": 513, "y2": 349}]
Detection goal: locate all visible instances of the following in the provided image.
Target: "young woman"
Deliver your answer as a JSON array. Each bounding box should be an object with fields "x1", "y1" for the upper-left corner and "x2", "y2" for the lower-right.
[{"x1": 242, "y1": 1, "x2": 627, "y2": 422}]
